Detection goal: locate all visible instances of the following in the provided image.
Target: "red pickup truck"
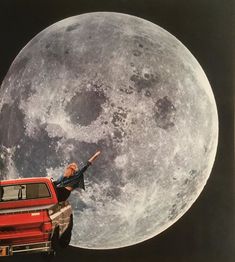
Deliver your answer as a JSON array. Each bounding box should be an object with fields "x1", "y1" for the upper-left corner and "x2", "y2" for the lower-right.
[{"x1": 0, "y1": 177, "x2": 73, "y2": 257}]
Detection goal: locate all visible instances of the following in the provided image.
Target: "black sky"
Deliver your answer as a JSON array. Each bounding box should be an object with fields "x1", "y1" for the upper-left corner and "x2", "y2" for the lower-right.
[{"x1": 0, "y1": 0, "x2": 234, "y2": 261}]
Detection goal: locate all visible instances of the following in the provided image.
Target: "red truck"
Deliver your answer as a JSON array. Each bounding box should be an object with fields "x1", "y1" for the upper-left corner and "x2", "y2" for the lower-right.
[{"x1": 0, "y1": 177, "x2": 73, "y2": 257}]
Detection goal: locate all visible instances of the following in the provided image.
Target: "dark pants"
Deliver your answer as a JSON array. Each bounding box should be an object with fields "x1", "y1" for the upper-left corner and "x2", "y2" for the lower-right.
[{"x1": 55, "y1": 187, "x2": 71, "y2": 202}]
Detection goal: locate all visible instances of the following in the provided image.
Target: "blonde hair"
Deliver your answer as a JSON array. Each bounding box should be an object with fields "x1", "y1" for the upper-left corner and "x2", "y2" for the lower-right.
[
  {"x1": 67, "y1": 162, "x2": 78, "y2": 171},
  {"x1": 64, "y1": 162, "x2": 79, "y2": 178}
]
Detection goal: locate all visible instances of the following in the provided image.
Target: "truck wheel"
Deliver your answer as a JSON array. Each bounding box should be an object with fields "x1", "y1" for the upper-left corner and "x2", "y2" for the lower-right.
[
  {"x1": 41, "y1": 227, "x2": 60, "y2": 260},
  {"x1": 51, "y1": 227, "x2": 60, "y2": 255},
  {"x1": 60, "y1": 215, "x2": 73, "y2": 248}
]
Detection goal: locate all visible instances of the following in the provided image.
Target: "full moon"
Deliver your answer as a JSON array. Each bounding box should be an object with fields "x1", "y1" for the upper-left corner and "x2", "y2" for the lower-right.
[{"x1": 0, "y1": 12, "x2": 218, "y2": 249}]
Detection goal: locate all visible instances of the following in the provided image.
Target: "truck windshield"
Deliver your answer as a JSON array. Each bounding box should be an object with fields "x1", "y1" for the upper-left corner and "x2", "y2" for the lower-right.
[{"x1": 0, "y1": 183, "x2": 51, "y2": 202}]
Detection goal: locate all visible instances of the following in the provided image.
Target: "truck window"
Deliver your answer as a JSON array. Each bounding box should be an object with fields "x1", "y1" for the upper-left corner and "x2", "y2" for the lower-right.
[{"x1": 0, "y1": 183, "x2": 51, "y2": 202}]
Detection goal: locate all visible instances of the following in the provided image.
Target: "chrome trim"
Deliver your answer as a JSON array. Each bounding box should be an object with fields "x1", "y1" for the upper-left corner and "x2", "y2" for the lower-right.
[
  {"x1": 1, "y1": 242, "x2": 52, "y2": 256},
  {"x1": 0, "y1": 204, "x2": 56, "y2": 214},
  {"x1": 13, "y1": 246, "x2": 51, "y2": 254},
  {"x1": 50, "y1": 205, "x2": 71, "y2": 220}
]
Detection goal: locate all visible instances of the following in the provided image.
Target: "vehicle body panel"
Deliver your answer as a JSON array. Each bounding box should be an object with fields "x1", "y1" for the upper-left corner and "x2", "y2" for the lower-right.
[{"x1": 0, "y1": 177, "x2": 73, "y2": 257}]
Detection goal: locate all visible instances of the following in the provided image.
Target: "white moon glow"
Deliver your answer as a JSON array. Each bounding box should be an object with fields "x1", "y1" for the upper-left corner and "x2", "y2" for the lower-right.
[{"x1": 0, "y1": 12, "x2": 218, "y2": 249}]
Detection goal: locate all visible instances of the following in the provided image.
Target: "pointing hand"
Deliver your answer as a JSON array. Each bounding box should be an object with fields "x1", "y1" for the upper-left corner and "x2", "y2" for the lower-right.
[{"x1": 88, "y1": 151, "x2": 101, "y2": 164}]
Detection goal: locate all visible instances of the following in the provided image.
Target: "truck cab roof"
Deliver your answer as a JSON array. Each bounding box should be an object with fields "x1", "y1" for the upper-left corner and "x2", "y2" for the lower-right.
[{"x1": 0, "y1": 177, "x2": 53, "y2": 185}]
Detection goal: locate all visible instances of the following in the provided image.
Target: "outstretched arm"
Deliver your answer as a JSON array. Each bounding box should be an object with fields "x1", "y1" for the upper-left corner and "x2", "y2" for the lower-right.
[
  {"x1": 88, "y1": 151, "x2": 101, "y2": 164},
  {"x1": 80, "y1": 151, "x2": 101, "y2": 173},
  {"x1": 56, "y1": 151, "x2": 101, "y2": 188}
]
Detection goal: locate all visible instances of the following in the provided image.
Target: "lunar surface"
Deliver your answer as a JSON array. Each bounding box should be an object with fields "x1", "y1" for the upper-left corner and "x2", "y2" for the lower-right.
[{"x1": 0, "y1": 12, "x2": 218, "y2": 249}]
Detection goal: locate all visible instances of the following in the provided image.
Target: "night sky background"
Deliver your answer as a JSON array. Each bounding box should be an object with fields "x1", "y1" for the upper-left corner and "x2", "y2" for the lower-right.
[{"x1": 0, "y1": 0, "x2": 234, "y2": 261}]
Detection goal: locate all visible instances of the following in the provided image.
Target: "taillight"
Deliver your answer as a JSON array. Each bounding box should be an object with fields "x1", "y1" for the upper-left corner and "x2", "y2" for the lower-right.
[{"x1": 41, "y1": 222, "x2": 52, "y2": 233}]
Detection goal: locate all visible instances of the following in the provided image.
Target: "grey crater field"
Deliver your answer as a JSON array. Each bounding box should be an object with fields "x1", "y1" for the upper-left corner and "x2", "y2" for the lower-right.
[{"x1": 0, "y1": 12, "x2": 218, "y2": 249}]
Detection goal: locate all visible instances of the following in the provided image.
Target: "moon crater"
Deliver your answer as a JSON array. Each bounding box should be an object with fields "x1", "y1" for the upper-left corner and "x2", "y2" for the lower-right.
[{"x1": 65, "y1": 89, "x2": 107, "y2": 126}]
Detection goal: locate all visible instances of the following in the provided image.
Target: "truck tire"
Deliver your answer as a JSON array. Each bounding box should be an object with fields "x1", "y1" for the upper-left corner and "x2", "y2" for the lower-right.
[
  {"x1": 59, "y1": 215, "x2": 73, "y2": 248},
  {"x1": 41, "y1": 227, "x2": 60, "y2": 260}
]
